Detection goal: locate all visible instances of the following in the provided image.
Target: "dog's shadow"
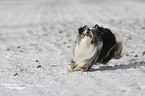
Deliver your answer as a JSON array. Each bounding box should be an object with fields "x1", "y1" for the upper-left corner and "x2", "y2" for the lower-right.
[{"x1": 88, "y1": 61, "x2": 145, "y2": 72}]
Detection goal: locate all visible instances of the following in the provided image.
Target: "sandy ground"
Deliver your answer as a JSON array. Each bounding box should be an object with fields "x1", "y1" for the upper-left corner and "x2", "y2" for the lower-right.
[{"x1": 0, "y1": 0, "x2": 145, "y2": 96}]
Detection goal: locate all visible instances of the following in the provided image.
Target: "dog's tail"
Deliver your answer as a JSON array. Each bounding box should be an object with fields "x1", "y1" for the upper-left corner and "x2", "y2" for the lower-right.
[{"x1": 114, "y1": 40, "x2": 123, "y2": 59}]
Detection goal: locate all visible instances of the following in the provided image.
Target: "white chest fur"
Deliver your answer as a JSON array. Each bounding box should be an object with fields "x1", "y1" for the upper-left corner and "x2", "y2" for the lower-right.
[{"x1": 72, "y1": 36, "x2": 97, "y2": 68}]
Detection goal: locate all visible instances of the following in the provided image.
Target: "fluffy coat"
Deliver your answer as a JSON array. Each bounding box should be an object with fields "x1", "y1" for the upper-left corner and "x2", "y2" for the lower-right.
[{"x1": 71, "y1": 24, "x2": 122, "y2": 71}]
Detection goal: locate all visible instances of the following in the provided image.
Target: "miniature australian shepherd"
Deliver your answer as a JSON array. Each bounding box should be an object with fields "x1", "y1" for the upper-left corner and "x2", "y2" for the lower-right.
[{"x1": 71, "y1": 24, "x2": 122, "y2": 72}]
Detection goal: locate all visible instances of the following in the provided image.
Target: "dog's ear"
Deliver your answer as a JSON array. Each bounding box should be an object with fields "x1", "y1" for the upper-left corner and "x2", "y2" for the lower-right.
[
  {"x1": 93, "y1": 24, "x2": 99, "y2": 29},
  {"x1": 114, "y1": 41, "x2": 123, "y2": 59},
  {"x1": 78, "y1": 27, "x2": 83, "y2": 34},
  {"x1": 83, "y1": 25, "x2": 88, "y2": 29},
  {"x1": 78, "y1": 25, "x2": 89, "y2": 34}
]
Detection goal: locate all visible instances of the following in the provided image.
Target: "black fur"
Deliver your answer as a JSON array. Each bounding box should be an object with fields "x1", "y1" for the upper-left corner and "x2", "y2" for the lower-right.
[
  {"x1": 93, "y1": 24, "x2": 120, "y2": 64},
  {"x1": 78, "y1": 27, "x2": 83, "y2": 34}
]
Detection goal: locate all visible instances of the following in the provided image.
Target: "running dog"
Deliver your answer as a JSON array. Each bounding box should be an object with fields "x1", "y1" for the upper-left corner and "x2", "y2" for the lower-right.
[{"x1": 71, "y1": 24, "x2": 122, "y2": 71}]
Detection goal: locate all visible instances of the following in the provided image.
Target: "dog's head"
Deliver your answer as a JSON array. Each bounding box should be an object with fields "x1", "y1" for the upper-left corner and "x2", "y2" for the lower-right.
[
  {"x1": 78, "y1": 25, "x2": 100, "y2": 43},
  {"x1": 78, "y1": 25, "x2": 92, "y2": 40}
]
